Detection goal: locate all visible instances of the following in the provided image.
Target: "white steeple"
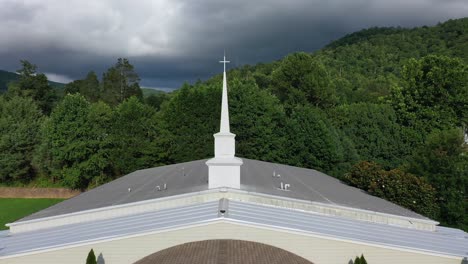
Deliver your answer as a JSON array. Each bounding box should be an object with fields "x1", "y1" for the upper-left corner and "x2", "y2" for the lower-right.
[
  {"x1": 219, "y1": 55, "x2": 230, "y2": 133},
  {"x1": 206, "y1": 54, "x2": 243, "y2": 189}
]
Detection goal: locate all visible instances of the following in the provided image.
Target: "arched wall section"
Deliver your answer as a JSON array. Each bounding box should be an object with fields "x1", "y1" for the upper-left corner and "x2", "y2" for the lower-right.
[{"x1": 133, "y1": 239, "x2": 314, "y2": 264}]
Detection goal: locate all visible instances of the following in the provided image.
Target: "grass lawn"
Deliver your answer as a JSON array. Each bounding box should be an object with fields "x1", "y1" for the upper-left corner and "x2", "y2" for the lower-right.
[{"x1": 0, "y1": 198, "x2": 64, "y2": 230}]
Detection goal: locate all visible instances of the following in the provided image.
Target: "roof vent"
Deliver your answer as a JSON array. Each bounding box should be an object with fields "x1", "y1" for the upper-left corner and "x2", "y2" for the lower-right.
[
  {"x1": 279, "y1": 182, "x2": 291, "y2": 191},
  {"x1": 128, "y1": 188, "x2": 132, "y2": 192},
  {"x1": 155, "y1": 184, "x2": 167, "y2": 191}
]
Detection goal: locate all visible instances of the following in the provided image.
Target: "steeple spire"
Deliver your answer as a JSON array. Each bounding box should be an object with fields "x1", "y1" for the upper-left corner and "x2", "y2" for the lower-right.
[
  {"x1": 206, "y1": 53, "x2": 243, "y2": 190},
  {"x1": 219, "y1": 54, "x2": 230, "y2": 133}
]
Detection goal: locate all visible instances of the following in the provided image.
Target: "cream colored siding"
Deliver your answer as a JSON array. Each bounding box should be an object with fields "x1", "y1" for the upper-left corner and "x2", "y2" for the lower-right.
[{"x1": 1, "y1": 221, "x2": 460, "y2": 264}]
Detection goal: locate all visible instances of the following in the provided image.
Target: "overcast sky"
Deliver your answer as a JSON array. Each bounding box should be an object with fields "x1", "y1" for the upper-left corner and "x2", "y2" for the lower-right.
[{"x1": 0, "y1": 0, "x2": 466, "y2": 89}]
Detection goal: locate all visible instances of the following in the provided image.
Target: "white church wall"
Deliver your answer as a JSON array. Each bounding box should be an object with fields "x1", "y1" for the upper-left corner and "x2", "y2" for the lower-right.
[{"x1": 0, "y1": 221, "x2": 461, "y2": 264}]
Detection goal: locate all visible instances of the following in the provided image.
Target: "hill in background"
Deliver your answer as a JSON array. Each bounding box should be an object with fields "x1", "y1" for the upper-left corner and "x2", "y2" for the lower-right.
[
  {"x1": 0, "y1": 69, "x2": 65, "y2": 93},
  {"x1": 0, "y1": 70, "x2": 19, "y2": 92}
]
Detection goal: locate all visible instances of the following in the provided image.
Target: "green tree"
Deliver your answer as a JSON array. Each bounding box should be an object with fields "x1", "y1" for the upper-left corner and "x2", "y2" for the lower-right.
[
  {"x1": 229, "y1": 78, "x2": 288, "y2": 163},
  {"x1": 390, "y1": 55, "x2": 468, "y2": 133},
  {"x1": 0, "y1": 96, "x2": 43, "y2": 183},
  {"x1": 360, "y1": 254, "x2": 368, "y2": 264},
  {"x1": 86, "y1": 249, "x2": 97, "y2": 264},
  {"x1": 81, "y1": 71, "x2": 100, "y2": 102},
  {"x1": 406, "y1": 129, "x2": 468, "y2": 230},
  {"x1": 108, "y1": 97, "x2": 168, "y2": 175},
  {"x1": 354, "y1": 256, "x2": 362, "y2": 264},
  {"x1": 102, "y1": 58, "x2": 142, "y2": 106},
  {"x1": 37, "y1": 94, "x2": 113, "y2": 189},
  {"x1": 11, "y1": 60, "x2": 57, "y2": 114},
  {"x1": 83, "y1": 101, "x2": 114, "y2": 187},
  {"x1": 271, "y1": 52, "x2": 337, "y2": 108},
  {"x1": 65, "y1": 71, "x2": 100, "y2": 102},
  {"x1": 331, "y1": 103, "x2": 418, "y2": 168},
  {"x1": 160, "y1": 82, "x2": 220, "y2": 162},
  {"x1": 285, "y1": 105, "x2": 356, "y2": 176},
  {"x1": 64, "y1": 80, "x2": 81, "y2": 94},
  {"x1": 145, "y1": 92, "x2": 170, "y2": 111}
]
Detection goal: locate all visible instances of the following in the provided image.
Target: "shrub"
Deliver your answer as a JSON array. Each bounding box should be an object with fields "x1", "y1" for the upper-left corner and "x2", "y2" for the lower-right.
[
  {"x1": 86, "y1": 249, "x2": 97, "y2": 264},
  {"x1": 345, "y1": 161, "x2": 439, "y2": 218}
]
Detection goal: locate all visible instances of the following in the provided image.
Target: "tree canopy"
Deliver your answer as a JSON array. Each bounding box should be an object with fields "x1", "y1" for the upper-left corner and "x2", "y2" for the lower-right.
[{"x1": 1, "y1": 17, "x2": 467, "y2": 231}]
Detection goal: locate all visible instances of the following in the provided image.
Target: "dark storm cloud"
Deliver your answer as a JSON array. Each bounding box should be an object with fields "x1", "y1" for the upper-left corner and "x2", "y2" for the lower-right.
[{"x1": 0, "y1": 0, "x2": 466, "y2": 88}]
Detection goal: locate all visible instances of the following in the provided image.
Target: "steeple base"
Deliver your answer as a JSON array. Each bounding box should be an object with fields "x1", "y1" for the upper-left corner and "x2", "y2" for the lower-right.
[{"x1": 206, "y1": 157, "x2": 243, "y2": 189}]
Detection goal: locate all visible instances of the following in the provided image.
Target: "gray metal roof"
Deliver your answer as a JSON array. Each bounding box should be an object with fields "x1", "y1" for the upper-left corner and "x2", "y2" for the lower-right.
[
  {"x1": 2, "y1": 199, "x2": 467, "y2": 258},
  {"x1": 0, "y1": 201, "x2": 219, "y2": 257},
  {"x1": 227, "y1": 200, "x2": 468, "y2": 257},
  {"x1": 21, "y1": 158, "x2": 427, "y2": 221}
]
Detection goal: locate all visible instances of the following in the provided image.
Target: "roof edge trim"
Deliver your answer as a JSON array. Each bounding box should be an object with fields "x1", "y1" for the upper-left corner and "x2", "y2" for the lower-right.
[{"x1": 9, "y1": 188, "x2": 438, "y2": 234}]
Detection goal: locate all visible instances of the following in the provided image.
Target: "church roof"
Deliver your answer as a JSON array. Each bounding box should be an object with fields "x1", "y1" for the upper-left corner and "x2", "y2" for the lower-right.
[
  {"x1": 2, "y1": 199, "x2": 467, "y2": 259},
  {"x1": 21, "y1": 158, "x2": 427, "y2": 221},
  {"x1": 134, "y1": 240, "x2": 314, "y2": 264}
]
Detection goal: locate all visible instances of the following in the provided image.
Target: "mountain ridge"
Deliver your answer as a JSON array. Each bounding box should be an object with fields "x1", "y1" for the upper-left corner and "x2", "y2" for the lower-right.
[{"x1": 0, "y1": 69, "x2": 65, "y2": 92}]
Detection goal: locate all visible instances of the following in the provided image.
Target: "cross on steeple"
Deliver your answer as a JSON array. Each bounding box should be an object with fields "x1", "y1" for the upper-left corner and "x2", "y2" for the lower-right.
[{"x1": 219, "y1": 55, "x2": 230, "y2": 73}]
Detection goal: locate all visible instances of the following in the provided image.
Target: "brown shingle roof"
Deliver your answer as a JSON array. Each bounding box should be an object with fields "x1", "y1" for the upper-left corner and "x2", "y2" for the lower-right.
[{"x1": 133, "y1": 239, "x2": 314, "y2": 264}]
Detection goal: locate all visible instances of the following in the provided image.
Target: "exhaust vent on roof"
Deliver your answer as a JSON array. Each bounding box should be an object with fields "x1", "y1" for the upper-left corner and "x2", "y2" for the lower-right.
[
  {"x1": 272, "y1": 170, "x2": 280, "y2": 177},
  {"x1": 279, "y1": 182, "x2": 290, "y2": 191},
  {"x1": 155, "y1": 184, "x2": 168, "y2": 191}
]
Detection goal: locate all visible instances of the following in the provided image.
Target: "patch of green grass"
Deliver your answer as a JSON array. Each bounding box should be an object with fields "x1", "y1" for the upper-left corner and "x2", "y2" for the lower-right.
[{"x1": 0, "y1": 198, "x2": 64, "y2": 230}]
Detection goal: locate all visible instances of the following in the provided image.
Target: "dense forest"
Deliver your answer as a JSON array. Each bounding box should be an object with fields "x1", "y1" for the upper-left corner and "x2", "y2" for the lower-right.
[{"x1": 0, "y1": 18, "x2": 467, "y2": 231}]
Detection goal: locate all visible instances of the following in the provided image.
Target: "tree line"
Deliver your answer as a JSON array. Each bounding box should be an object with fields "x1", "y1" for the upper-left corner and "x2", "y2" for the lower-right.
[{"x1": 0, "y1": 18, "x2": 466, "y2": 231}]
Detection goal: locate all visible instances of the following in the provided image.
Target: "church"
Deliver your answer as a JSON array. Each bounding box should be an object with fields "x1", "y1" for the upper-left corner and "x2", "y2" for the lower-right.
[{"x1": 0, "y1": 56, "x2": 467, "y2": 264}]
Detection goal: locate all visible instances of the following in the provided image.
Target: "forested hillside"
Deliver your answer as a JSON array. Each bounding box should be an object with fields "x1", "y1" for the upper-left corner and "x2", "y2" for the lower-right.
[
  {"x1": 0, "y1": 18, "x2": 466, "y2": 231},
  {"x1": 0, "y1": 70, "x2": 19, "y2": 92},
  {"x1": 0, "y1": 69, "x2": 66, "y2": 93}
]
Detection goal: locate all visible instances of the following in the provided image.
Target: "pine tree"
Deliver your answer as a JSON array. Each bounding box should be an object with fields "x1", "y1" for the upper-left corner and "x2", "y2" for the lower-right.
[
  {"x1": 354, "y1": 256, "x2": 361, "y2": 264},
  {"x1": 0, "y1": 96, "x2": 43, "y2": 183},
  {"x1": 13, "y1": 60, "x2": 57, "y2": 114},
  {"x1": 86, "y1": 249, "x2": 97, "y2": 264},
  {"x1": 102, "y1": 58, "x2": 142, "y2": 106},
  {"x1": 360, "y1": 254, "x2": 368, "y2": 264}
]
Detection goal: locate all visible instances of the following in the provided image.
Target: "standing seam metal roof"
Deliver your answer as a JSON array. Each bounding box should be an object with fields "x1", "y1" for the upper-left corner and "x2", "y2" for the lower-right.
[{"x1": 1, "y1": 200, "x2": 467, "y2": 259}]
